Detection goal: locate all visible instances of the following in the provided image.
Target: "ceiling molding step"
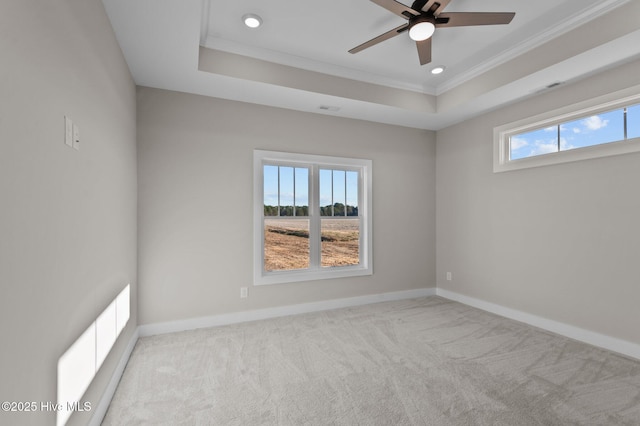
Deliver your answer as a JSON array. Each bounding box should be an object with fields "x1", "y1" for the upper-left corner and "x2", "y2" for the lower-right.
[
  {"x1": 199, "y1": 0, "x2": 210, "y2": 46},
  {"x1": 436, "y1": 0, "x2": 632, "y2": 95},
  {"x1": 198, "y1": 46, "x2": 437, "y2": 114},
  {"x1": 436, "y1": 1, "x2": 640, "y2": 113},
  {"x1": 202, "y1": 36, "x2": 434, "y2": 96},
  {"x1": 106, "y1": 0, "x2": 640, "y2": 131}
]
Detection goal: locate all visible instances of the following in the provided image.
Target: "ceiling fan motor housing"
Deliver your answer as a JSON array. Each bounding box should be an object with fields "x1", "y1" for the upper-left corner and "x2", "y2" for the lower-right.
[{"x1": 409, "y1": 15, "x2": 436, "y2": 41}]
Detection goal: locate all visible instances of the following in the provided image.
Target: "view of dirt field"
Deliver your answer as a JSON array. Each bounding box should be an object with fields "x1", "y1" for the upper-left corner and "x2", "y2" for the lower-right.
[{"x1": 264, "y1": 218, "x2": 359, "y2": 271}]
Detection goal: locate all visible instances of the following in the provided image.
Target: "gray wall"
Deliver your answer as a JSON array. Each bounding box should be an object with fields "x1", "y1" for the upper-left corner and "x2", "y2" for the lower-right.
[
  {"x1": 0, "y1": 1, "x2": 137, "y2": 425},
  {"x1": 4, "y1": 2, "x2": 638, "y2": 423},
  {"x1": 137, "y1": 87, "x2": 436, "y2": 325},
  {"x1": 436, "y1": 58, "x2": 640, "y2": 345}
]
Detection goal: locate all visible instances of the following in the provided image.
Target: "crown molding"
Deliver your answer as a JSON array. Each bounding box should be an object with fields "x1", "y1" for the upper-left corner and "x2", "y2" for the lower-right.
[{"x1": 436, "y1": 0, "x2": 632, "y2": 95}]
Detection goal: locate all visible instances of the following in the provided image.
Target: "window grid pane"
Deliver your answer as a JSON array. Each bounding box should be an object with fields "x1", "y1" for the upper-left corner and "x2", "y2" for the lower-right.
[
  {"x1": 321, "y1": 218, "x2": 360, "y2": 267},
  {"x1": 346, "y1": 171, "x2": 359, "y2": 217},
  {"x1": 510, "y1": 127, "x2": 558, "y2": 160},
  {"x1": 295, "y1": 167, "x2": 309, "y2": 216},
  {"x1": 333, "y1": 170, "x2": 345, "y2": 216},
  {"x1": 319, "y1": 169, "x2": 332, "y2": 217},
  {"x1": 279, "y1": 166, "x2": 294, "y2": 216},
  {"x1": 264, "y1": 165, "x2": 309, "y2": 217},
  {"x1": 264, "y1": 218, "x2": 309, "y2": 271},
  {"x1": 263, "y1": 165, "x2": 279, "y2": 216},
  {"x1": 628, "y1": 104, "x2": 640, "y2": 139},
  {"x1": 319, "y1": 168, "x2": 359, "y2": 217},
  {"x1": 560, "y1": 109, "x2": 624, "y2": 152}
]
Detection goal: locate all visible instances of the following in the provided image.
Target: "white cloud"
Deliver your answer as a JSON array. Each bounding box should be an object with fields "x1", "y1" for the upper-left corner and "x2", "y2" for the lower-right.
[
  {"x1": 582, "y1": 115, "x2": 609, "y2": 131},
  {"x1": 529, "y1": 139, "x2": 558, "y2": 156},
  {"x1": 544, "y1": 126, "x2": 557, "y2": 132},
  {"x1": 560, "y1": 137, "x2": 574, "y2": 151},
  {"x1": 510, "y1": 137, "x2": 528, "y2": 150},
  {"x1": 573, "y1": 127, "x2": 581, "y2": 134},
  {"x1": 526, "y1": 139, "x2": 558, "y2": 157},
  {"x1": 264, "y1": 192, "x2": 279, "y2": 203}
]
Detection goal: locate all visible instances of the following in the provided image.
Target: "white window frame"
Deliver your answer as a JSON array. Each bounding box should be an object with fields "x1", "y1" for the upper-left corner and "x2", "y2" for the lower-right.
[
  {"x1": 494, "y1": 84, "x2": 640, "y2": 173},
  {"x1": 253, "y1": 150, "x2": 373, "y2": 285}
]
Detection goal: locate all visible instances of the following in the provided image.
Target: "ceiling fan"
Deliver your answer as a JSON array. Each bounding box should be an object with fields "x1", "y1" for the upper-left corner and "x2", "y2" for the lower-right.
[{"x1": 349, "y1": 0, "x2": 515, "y2": 66}]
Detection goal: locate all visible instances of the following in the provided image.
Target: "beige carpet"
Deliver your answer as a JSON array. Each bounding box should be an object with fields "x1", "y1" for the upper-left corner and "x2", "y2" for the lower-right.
[{"x1": 103, "y1": 297, "x2": 640, "y2": 425}]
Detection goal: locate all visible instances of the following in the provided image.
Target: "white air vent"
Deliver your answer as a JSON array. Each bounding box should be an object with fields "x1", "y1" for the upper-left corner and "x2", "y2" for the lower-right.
[
  {"x1": 532, "y1": 81, "x2": 565, "y2": 94},
  {"x1": 319, "y1": 105, "x2": 340, "y2": 112}
]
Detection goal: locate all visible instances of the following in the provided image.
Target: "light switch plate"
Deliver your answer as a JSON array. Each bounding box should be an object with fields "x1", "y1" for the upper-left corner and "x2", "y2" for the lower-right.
[
  {"x1": 64, "y1": 116, "x2": 73, "y2": 147},
  {"x1": 72, "y1": 123, "x2": 80, "y2": 150}
]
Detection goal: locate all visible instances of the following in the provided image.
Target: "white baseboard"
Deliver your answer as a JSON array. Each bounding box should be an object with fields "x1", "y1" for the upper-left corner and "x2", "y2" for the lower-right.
[
  {"x1": 89, "y1": 326, "x2": 140, "y2": 426},
  {"x1": 89, "y1": 287, "x2": 434, "y2": 424},
  {"x1": 436, "y1": 288, "x2": 640, "y2": 361},
  {"x1": 139, "y1": 287, "x2": 436, "y2": 337},
  {"x1": 87, "y1": 285, "x2": 640, "y2": 425}
]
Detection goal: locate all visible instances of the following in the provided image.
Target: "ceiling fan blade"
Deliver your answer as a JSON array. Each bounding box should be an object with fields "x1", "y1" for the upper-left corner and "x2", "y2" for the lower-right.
[
  {"x1": 349, "y1": 23, "x2": 409, "y2": 54},
  {"x1": 419, "y1": 0, "x2": 452, "y2": 16},
  {"x1": 436, "y1": 12, "x2": 515, "y2": 28},
  {"x1": 370, "y1": 0, "x2": 418, "y2": 19},
  {"x1": 416, "y1": 38, "x2": 432, "y2": 65}
]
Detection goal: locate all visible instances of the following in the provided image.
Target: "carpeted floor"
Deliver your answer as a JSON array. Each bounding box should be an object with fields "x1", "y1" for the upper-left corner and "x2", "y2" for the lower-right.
[{"x1": 103, "y1": 297, "x2": 640, "y2": 425}]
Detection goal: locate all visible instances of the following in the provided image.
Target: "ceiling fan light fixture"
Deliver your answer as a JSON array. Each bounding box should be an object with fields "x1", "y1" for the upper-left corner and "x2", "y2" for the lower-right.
[
  {"x1": 349, "y1": 1, "x2": 515, "y2": 67},
  {"x1": 409, "y1": 20, "x2": 435, "y2": 41},
  {"x1": 242, "y1": 13, "x2": 262, "y2": 29}
]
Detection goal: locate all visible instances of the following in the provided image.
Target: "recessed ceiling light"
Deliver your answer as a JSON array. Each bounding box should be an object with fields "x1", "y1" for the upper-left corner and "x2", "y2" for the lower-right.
[
  {"x1": 242, "y1": 13, "x2": 262, "y2": 29},
  {"x1": 431, "y1": 66, "x2": 446, "y2": 75}
]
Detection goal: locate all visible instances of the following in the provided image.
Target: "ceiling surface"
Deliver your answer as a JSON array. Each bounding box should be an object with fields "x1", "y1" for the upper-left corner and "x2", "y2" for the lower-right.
[{"x1": 103, "y1": 0, "x2": 640, "y2": 130}]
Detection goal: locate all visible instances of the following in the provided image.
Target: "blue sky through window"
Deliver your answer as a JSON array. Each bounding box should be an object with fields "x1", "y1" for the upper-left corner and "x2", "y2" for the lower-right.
[
  {"x1": 510, "y1": 127, "x2": 558, "y2": 160},
  {"x1": 263, "y1": 165, "x2": 309, "y2": 210},
  {"x1": 560, "y1": 110, "x2": 623, "y2": 151},
  {"x1": 346, "y1": 171, "x2": 358, "y2": 207},
  {"x1": 279, "y1": 166, "x2": 294, "y2": 207},
  {"x1": 628, "y1": 104, "x2": 640, "y2": 139},
  {"x1": 333, "y1": 170, "x2": 346, "y2": 208},
  {"x1": 265, "y1": 166, "x2": 357, "y2": 216},
  {"x1": 264, "y1": 165, "x2": 278, "y2": 206},
  {"x1": 295, "y1": 168, "x2": 309, "y2": 207},
  {"x1": 510, "y1": 105, "x2": 639, "y2": 161}
]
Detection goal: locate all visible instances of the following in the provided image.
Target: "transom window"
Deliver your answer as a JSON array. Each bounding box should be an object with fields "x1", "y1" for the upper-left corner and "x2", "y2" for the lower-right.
[
  {"x1": 254, "y1": 150, "x2": 372, "y2": 285},
  {"x1": 494, "y1": 86, "x2": 640, "y2": 172},
  {"x1": 510, "y1": 104, "x2": 640, "y2": 161}
]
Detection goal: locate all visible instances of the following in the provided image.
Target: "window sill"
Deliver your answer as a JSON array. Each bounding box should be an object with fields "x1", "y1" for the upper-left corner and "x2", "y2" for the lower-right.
[{"x1": 254, "y1": 265, "x2": 372, "y2": 286}]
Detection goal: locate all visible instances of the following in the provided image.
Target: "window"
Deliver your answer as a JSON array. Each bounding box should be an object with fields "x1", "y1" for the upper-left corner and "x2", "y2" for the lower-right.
[
  {"x1": 254, "y1": 150, "x2": 372, "y2": 285},
  {"x1": 494, "y1": 85, "x2": 640, "y2": 172}
]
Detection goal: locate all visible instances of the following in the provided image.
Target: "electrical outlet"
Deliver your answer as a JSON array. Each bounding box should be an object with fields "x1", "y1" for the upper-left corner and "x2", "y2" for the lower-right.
[
  {"x1": 240, "y1": 287, "x2": 248, "y2": 298},
  {"x1": 446, "y1": 272, "x2": 452, "y2": 281}
]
